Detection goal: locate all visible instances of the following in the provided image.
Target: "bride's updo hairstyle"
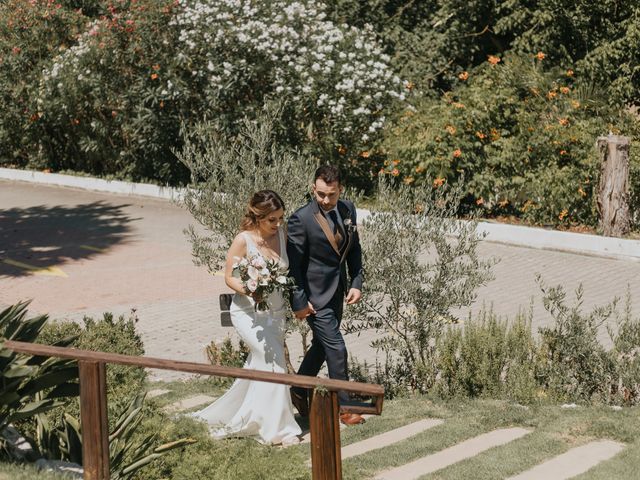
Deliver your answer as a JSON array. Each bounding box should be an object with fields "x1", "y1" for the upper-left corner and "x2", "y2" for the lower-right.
[{"x1": 240, "y1": 190, "x2": 285, "y2": 231}]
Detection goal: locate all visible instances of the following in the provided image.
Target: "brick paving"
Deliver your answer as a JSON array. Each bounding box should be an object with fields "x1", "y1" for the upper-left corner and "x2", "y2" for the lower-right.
[{"x1": 2, "y1": 179, "x2": 640, "y2": 381}]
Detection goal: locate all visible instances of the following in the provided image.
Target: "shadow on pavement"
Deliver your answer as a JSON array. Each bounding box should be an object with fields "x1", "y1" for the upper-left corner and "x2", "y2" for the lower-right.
[{"x1": 0, "y1": 201, "x2": 136, "y2": 277}]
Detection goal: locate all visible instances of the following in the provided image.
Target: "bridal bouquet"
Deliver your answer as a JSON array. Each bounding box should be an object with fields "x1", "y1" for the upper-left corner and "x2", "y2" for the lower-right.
[{"x1": 232, "y1": 255, "x2": 295, "y2": 312}]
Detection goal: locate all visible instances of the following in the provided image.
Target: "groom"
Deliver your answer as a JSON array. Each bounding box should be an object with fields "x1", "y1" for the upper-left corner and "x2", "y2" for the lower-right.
[{"x1": 287, "y1": 165, "x2": 365, "y2": 425}]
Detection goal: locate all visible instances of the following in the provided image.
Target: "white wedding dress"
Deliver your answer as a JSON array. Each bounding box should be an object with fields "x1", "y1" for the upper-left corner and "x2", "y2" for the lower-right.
[{"x1": 191, "y1": 228, "x2": 302, "y2": 445}]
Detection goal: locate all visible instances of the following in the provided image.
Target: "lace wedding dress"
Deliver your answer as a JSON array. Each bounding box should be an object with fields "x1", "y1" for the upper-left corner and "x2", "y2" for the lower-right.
[{"x1": 191, "y1": 228, "x2": 302, "y2": 445}]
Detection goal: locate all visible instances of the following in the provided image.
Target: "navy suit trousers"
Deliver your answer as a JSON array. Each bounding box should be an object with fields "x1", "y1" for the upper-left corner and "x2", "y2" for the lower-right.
[{"x1": 295, "y1": 286, "x2": 349, "y2": 405}]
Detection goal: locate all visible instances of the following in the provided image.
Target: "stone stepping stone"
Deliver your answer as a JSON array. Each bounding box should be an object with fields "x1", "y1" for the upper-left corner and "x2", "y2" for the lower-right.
[
  {"x1": 146, "y1": 388, "x2": 170, "y2": 399},
  {"x1": 375, "y1": 427, "x2": 531, "y2": 480},
  {"x1": 342, "y1": 419, "x2": 444, "y2": 459},
  {"x1": 506, "y1": 440, "x2": 625, "y2": 480},
  {"x1": 163, "y1": 394, "x2": 216, "y2": 413}
]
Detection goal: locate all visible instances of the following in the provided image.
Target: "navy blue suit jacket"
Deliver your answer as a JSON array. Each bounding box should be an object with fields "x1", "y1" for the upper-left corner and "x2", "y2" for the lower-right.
[{"x1": 287, "y1": 199, "x2": 363, "y2": 312}]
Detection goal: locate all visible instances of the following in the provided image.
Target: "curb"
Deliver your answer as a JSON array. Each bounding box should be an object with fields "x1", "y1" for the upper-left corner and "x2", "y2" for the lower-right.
[
  {"x1": 0, "y1": 167, "x2": 184, "y2": 201},
  {"x1": 2, "y1": 167, "x2": 640, "y2": 260}
]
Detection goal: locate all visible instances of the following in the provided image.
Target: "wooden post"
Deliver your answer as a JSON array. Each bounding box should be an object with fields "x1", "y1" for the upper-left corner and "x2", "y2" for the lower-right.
[
  {"x1": 596, "y1": 134, "x2": 631, "y2": 237},
  {"x1": 309, "y1": 389, "x2": 342, "y2": 480},
  {"x1": 79, "y1": 361, "x2": 110, "y2": 480}
]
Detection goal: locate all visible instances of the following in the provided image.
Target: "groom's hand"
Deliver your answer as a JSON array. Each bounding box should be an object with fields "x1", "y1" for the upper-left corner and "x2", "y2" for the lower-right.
[
  {"x1": 294, "y1": 302, "x2": 316, "y2": 319},
  {"x1": 346, "y1": 288, "x2": 362, "y2": 305}
]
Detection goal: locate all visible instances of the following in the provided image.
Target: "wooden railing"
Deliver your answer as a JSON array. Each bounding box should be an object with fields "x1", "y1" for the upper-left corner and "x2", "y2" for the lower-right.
[{"x1": 4, "y1": 340, "x2": 384, "y2": 480}]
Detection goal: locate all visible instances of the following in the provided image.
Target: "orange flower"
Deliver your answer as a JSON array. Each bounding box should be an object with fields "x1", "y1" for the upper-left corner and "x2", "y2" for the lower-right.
[
  {"x1": 559, "y1": 150, "x2": 567, "y2": 155},
  {"x1": 415, "y1": 165, "x2": 425, "y2": 173},
  {"x1": 159, "y1": 101, "x2": 164, "y2": 108},
  {"x1": 488, "y1": 55, "x2": 501, "y2": 65},
  {"x1": 571, "y1": 100, "x2": 581, "y2": 109},
  {"x1": 558, "y1": 209, "x2": 568, "y2": 220},
  {"x1": 337, "y1": 145, "x2": 347, "y2": 155},
  {"x1": 452, "y1": 148, "x2": 462, "y2": 158},
  {"x1": 490, "y1": 128, "x2": 500, "y2": 141},
  {"x1": 150, "y1": 73, "x2": 159, "y2": 80},
  {"x1": 405, "y1": 81, "x2": 415, "y2": 91},
  {"x1": 498, "y1": 199, "x2": 509, "y2": 208},
  {"x1": 152, "y1": 64, "x2": 160, "y2": 71},
  {"x1": 578, "y1": 187, "x2": 586, "y2": 197},
  {"x1": 392, "y1": 159, "x2": 400, "y2": 166},
  {"x1": 359, "y1": 150, "x2": 370, "y2": 158},
  {"x1": 475, "y1": 131, "x2": 486, "y2": 139},
  {"x1": 566, "y1": 69, "x2": 574, "y2": 77},
  {"x1": 476, "y1": 197, "x2": 485, "y2": 205},
  {"x1": 558, "y1": 118, "x2": 569, "y2": 126},
  {"x1": 71, "y1": 118, "x2": 80, "y2": 125},
  {"x1": 547, "y1": 90, "x2": 557, "y2": 100},
  {"x1": 458, "y1": 71, "x2": 469, "y2": 81},
  {"x1": 391, "y1": 168, "x2": 400, "y2": 176},
  {"x1": 452, "y1": 102, "x2": 465, "y2": 109},
  {"x1": 433, "y1": 177, "x2": 445, "y2": 187},
  {"x1": 445, "y1": 125, "x2": 456, "y2": 135},
  {"x1": 403, "y1": 176, "x2": 415, "y2": 185},
  {"x1": 560, "y1": 86, "x2": 570, "y2": 94},
  {"x1": 535, "y1": 51, "x2": 546, "y2": 61}
]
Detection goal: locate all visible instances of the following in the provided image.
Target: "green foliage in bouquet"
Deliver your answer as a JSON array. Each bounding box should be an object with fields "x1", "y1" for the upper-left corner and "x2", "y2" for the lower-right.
[{"x1": 383, "y1": 53, "x2": 639, "y2": 227}]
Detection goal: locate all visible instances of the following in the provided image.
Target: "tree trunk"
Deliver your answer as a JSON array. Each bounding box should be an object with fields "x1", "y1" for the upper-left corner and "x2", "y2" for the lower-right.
[{"x1": 596, "y1": 134, "x2": 631, "y2": 237}]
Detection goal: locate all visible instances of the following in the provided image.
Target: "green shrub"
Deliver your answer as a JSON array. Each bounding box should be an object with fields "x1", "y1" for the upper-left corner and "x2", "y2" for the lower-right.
[
  {"x1": 0, "y1": 0, "x2": 85, "y2": 166},
  {"x1": 383, "y1": 53, "x2": 639, "y2": 227},
  {"x1": 33, "y1": 0, "x2": 188, "y2": 184},
  {"x1": 435, "y1": 307, "x2": 539, "y2": 403},
  {"x1": 608, "y1": 290, "x2": 640, "y2": 405},
  {"x1": 537, "y1": 279, "x2": 617, "y2": 403},
  {"x1": 37, "y1": 312, "x2": 146, "y2": 430},
  {"x1": 343, "y1": 175, "x2": 494, "y2": 394},
  {"x1": 205, "y1": 337, "x2": 250, "y2": 387}
]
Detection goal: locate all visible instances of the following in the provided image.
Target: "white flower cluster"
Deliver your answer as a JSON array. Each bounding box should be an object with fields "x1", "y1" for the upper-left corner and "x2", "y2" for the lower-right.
[{"x1": 171, "y1": 0, "x2": 404, "y2": 142}]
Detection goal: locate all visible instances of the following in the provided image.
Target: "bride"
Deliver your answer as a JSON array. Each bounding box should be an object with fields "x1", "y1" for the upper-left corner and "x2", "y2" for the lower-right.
[{"x1": 191, "y1": 190, "x2": 302, "y2": 446}]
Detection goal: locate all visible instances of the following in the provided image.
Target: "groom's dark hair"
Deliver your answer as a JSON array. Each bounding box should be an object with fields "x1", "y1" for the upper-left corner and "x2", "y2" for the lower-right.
[{"x1": 314, "y1": 165, "x2": 341, "y2": 185}]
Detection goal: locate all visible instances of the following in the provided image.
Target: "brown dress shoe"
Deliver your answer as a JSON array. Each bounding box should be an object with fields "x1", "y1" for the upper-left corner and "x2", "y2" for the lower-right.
[
  {"x1": 339, "y1": 412, "x2": 365, "y2": 425},
  {"x1": 290, "y1": 390, "x2": 309, "y2": 417}
]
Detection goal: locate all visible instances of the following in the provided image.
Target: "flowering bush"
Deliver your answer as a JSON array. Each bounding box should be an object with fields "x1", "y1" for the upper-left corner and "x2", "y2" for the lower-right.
[
  {"x1": 20, "y1": 0, "x2": 404, "y2": 185},
  {"x1": 0, "y1": 0, "x2": 85, "y2": 166},
  {"x1": 171, "y1": 0, "x2": 405, "y2": 182},
  {"x1": 34, "y1": 0, "x2": 188, "y2": 183},
  {"x1": 383, "y1": 53, "x2": 639, "y2": 227}
]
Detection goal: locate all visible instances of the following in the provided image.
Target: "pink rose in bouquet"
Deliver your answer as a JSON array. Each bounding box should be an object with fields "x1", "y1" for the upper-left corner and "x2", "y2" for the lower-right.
[{"x1": 232, "y1": 254, "x2": 295, "y2": 311}]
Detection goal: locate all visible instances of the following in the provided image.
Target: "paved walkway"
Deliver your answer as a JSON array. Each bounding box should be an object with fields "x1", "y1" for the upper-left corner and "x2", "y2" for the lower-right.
[{"x1": 2, "y1": 180, "x2": 640, "y2": 380}]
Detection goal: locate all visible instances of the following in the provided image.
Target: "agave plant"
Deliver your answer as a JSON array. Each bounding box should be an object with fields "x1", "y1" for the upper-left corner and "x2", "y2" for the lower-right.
[
  {"x1": 0, "y1": 302, "x2": 79, "y2": 458},
  {"x1": 109, "y1": 393, "x2": 196, "y2": 479},
  {"x1": 37, "y1": 393, "x2": 196, "y2": 479}
]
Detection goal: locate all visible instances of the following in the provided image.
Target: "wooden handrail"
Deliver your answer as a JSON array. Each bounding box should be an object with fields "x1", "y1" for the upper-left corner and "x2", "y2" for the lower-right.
[
  {"x1": 3, "y1": 340, "x2": 383, "y2": 396},
  {"x1": 3, "y1": 339, "x2": 385, "y2": 480}
]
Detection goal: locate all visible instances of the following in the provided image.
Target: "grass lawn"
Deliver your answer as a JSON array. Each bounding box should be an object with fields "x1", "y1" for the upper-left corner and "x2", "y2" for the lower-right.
[
  {"x1": 0, "y1": 462, "x2": 70, "y2": 480},
  {"x1": 147, "y1": 379, "x2": 640, "y2": 480},
  {"x1": 3, "y1": 379, "x2": 639, "y2": 479}
]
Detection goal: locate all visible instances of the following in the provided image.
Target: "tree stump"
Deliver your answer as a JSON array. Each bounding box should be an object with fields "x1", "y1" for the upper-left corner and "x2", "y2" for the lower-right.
[{"x1": 596, "y1": 134, "x2": 631, "y2": 237}]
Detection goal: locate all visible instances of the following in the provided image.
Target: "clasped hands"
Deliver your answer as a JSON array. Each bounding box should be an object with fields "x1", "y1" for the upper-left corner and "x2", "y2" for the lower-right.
[{"x1": 293, "y1": 288, "x2": 362, "y2": 319}]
